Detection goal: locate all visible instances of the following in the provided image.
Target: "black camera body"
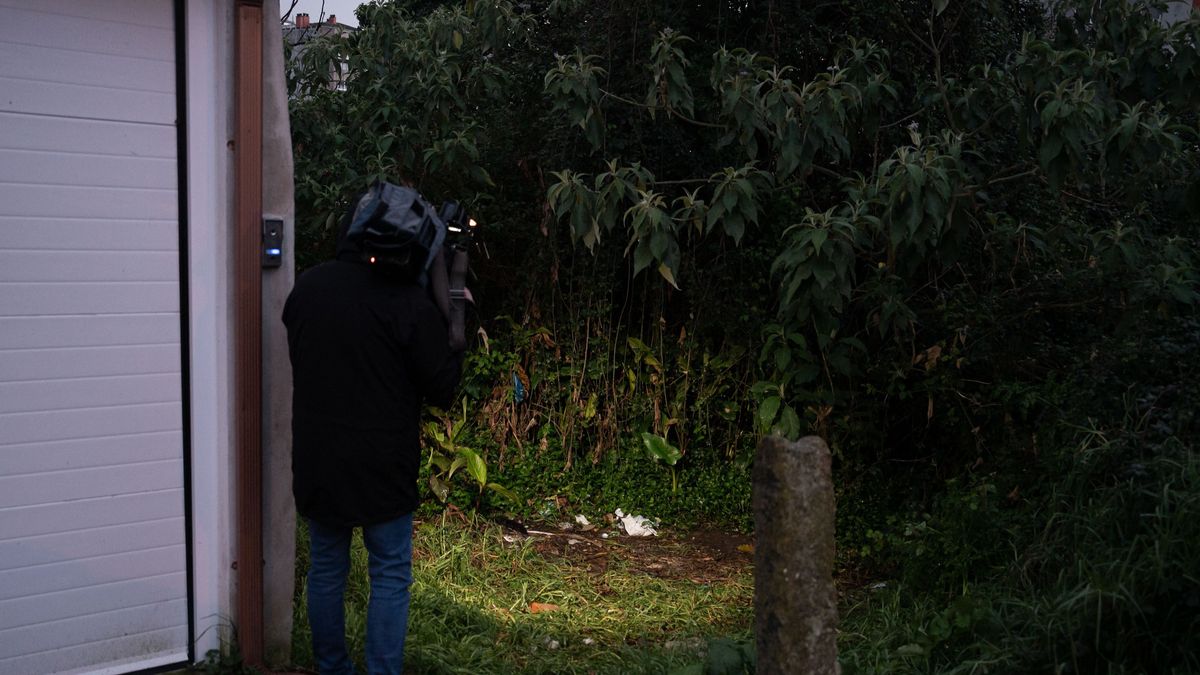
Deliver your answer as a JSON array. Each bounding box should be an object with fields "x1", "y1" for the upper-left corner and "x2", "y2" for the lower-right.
[{"x1": 346, "y1": 181, "x2": 476, "y2": 351}]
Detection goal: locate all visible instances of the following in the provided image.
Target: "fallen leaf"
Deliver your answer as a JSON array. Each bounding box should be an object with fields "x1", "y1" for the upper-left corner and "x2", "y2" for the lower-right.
[
  {"x1": 737, "y1": 544, "x2": 754, "y2": 554},
  {"x1": 530, "y1": 602, "x2": 560, "y2": 614}
]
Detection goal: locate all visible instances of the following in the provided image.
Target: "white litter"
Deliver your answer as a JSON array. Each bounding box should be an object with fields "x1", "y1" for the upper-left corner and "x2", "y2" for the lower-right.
[
  {"x1": 616, "y1": 510, "x2": 658, "y2": 537},
  {"x1": 583, "y1": 638, "x2": 595, "y2": 646},
  {"x1": 575, "y1": 514, "x2": 590, "y2": 526}
]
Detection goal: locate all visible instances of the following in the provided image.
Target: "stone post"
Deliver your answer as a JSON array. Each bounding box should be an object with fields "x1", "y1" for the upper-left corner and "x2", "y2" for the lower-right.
[{"x1": 753, "y1": 435, "x2": 838, "y2": 674}]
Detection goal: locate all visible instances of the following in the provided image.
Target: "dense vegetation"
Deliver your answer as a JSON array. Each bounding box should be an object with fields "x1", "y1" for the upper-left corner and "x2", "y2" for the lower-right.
[{"x1": 288, "y1": 0, "x2": 1199, "y2": 671}]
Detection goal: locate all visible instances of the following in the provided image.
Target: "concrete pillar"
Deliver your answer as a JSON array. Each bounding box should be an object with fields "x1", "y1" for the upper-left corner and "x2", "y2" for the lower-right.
[
  {"x1": 260, "y1": 0, "x2": 297, "y2": 666},
  {"x1": 753, "y1": 435, "x2": 838, "y2": 674}
]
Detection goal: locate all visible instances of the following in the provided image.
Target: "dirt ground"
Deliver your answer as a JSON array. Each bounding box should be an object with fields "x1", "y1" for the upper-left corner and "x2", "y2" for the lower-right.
[{"x1": 516, "y1": 522, "x2": 755, "y2": 585}]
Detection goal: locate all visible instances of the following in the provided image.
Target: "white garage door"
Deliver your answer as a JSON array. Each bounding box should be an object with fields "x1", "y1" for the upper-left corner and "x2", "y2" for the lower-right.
[{"x1": 0, "y1": 1, "x2": 190, "y2": 673}]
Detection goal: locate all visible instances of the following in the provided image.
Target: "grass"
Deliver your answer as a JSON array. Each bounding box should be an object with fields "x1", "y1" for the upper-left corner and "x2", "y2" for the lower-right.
[{"x1": 290, "y1": 514, "x2": 753, "y2": 674}]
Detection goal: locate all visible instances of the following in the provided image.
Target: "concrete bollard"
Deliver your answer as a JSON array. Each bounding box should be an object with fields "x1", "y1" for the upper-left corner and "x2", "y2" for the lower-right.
[{"x1": 753, "y1": 434, "x2": 838, "y2": 674}]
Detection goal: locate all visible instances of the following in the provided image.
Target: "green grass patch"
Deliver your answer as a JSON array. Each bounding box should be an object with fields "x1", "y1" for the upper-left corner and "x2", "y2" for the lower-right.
[{"x1": 291, "y1": 515, "x2": 753, "y2": 674}]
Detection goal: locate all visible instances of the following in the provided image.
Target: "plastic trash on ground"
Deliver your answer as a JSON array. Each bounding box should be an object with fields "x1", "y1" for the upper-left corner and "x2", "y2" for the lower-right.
[{"x1": 614, "y1": 508, "x2": 658, "y2": 536}]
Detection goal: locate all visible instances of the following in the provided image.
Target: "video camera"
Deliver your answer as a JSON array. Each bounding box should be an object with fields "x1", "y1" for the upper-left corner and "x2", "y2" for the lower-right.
[{"x1": 345, "y1": 181, "x2": 478, "y2": 351}]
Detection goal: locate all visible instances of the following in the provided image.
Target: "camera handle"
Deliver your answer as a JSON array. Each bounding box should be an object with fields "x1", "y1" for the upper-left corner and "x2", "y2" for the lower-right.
[{"x1": 427, "y1": 246, "x2": 471, "y2": 352}]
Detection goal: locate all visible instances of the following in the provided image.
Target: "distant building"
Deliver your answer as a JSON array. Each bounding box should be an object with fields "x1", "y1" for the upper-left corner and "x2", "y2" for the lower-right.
[{"x1": 283, "y1": 12, "x2": 356, "y2": 91}]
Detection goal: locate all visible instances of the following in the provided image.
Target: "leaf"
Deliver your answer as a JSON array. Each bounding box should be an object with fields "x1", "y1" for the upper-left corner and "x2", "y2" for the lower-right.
[
  {"x1": 633, "y1": 239, "x2": 654, "y2": 275},
  {"x1": 429, "y1": 454, "x2": 452, "y2": 472},
  {"x1": 529, "y1": 602, "x2": 560, "y2": 613},
  {"x1": 757, "y1": 396, "x2": 781, "y2": 431},
  {"x1": 780, "y1": 404, "x2": 801, "y2": 438},
  {"x1": 810, "y1": 228, "x2": 828, "y2": 254},
  {"x1": 486, "y1": 482, "x2": 521, "y2": 503},
  {"x1": 452, "y1": 30, "x2": 464, "y2": 49},
  {"x1": 658, "y1": 262, "x2": 680, "y2": 289},
  {"x1": 429, "y1": 475, "x2": 450, "y2": 502},
  {"x1": 641, "y1": 432, "x2": 682, "y2": 465},
  {"x1": 448, "y1": 455, "x2": 466, "y2": 479},
  {"x1": 458, "y1": 447, "x2": 487, "y2": 487},
  {"x1": 1039, "y1": 134, "x2": 1063, "y2": 170}
]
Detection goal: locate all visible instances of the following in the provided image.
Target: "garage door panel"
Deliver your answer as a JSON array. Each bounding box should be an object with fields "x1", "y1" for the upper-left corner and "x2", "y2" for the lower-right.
[
  {"x1": 0, "y1": 432, "x2": 181, "y2": 480},
  {"x1": 0, "y1": 626, "x2": 186, "y2": 675},
  {"x1": 0, "y1": 600, "x2": 187, "y2": 663},
  {"x1": 0, "y1": 43, "x2": 174, "y2": 96},
  {"x1": 0, "y1": 6, "x2": 173, "y2": 61},
  {"x1": 0, "y1": 216, "x2": 177, "y2": 251},
  {"x1": 0, "y1": 250, "x2": 178, "y2": 282},
  {"x1": 0, "y1": 184, "x2": 177, "y2": 220},
  {"x1": 0, "y1": 373, "x2": 180, "y2": 413},
  {"x1": 0, "y1": 75, "x2": 175, "y2": 125},
  {"x1": 0, "y1": 149, "x2": 178, "y2": 191},
  {"x1": 0, "y1": 0, "x2": 173, "y2": 29},
  {"x1": 0, "y1": 544, "x2": 184, "y2": 603},
  {"x1": 0, "y1": 315, "x2": 179, "y2": 349},
  {"x1": 0, "y1": 345, "x2": 179, "y2": 381},
  {"x1": 0, "y1": 489, "x2": 183, "y2": 543},
  {"x1": 0, "y1": 572, "x2": 185, "y2": 632},
  {"x1": 0, "y1": 460, "x2": 182, "y2": 510},
  {"x1": 0, "y1": 281, "x2": 179, "y2": 316},
  {"x1": 0, "y1": 402, "x2": 182, "y2": 446},
  {"x1": 0, "y1": 112, "x2": 176, "y2": 159},
  {"x1": 0, "y1": 517, "x2": 184, "y2": 572}
]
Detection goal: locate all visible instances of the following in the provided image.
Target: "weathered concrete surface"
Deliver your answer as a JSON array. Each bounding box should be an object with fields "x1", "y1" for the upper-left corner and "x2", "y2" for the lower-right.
[
  {"x1": 260, "y1": 0, "x2": 297, "y2": 666},
  {"x1": 754, "y1": 435, "x2": 838, "y2": 675}
]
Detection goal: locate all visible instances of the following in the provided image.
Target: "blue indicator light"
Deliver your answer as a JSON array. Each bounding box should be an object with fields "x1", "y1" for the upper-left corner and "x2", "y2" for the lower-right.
[{"x1": 267, "y1": 248, "x2": 282, "y2": 255}]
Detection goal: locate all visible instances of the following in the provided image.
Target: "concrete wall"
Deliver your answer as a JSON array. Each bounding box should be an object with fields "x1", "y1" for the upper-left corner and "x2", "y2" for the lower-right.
[{"x1": 260, "y1": 0, "x2": 298, "y2": 665}]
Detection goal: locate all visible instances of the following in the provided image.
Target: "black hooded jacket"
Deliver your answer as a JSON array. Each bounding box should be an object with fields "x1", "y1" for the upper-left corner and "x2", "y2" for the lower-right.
[{"x1": 283, "y1": 233, "x2": 463, "y2": 527}]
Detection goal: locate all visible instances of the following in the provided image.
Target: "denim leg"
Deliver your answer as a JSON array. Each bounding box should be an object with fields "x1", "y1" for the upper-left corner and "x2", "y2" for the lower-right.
[
  {"x1": 307, "y1": 519, "x2": 356, "y2": 675},
  {"x1": 362, "y1": 513, "x2": 414, "y2": 675}
]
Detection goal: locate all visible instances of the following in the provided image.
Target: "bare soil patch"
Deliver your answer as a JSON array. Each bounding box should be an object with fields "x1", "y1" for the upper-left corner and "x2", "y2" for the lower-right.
[{"x1": 518, "y1": 523, "x2": 754, "y2": 585}]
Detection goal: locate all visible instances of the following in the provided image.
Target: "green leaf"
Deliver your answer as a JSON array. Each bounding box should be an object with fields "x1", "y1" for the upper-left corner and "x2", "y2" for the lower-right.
[
  {"x1": 810, "y1": 228, "x2": 828, "y2": 254},
  {"x1": 757, "y1": 396, "x2": 781, "y2": 431},
  {"x1": 633, "y1": 239, "x2": 654, "y2": 275},
  {"x1": 1039, "y1": 134, "x2": 1063, "y2": 170},
  {"x1": 486, "y1": 482, "x2": 521, "y2": 503},
  {"x1": 780, "y1": 405, "x2": 801, "y2": 438},
  {"x1": 641, "y1": 432, "x2": 682, "y2": 465},
  {"x1": 429, "y1": 475, "x2": 450, "y2": 502},
  {"x1": 458, "y1": 447, "x2": 487, "y2": 487},
  {"x1": 448, "y1": 455, "x2": 466, "y2": 479}
]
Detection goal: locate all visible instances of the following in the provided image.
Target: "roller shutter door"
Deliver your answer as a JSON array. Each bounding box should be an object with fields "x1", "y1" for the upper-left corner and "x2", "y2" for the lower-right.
[{"x1": 0, "y1": 1, "x2": 190, "y2": 673}]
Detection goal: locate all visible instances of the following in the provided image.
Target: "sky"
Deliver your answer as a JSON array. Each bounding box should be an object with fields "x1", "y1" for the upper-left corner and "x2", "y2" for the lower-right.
[{"x1": 282, "y1": 0, "x2": 366, "y2": 27}]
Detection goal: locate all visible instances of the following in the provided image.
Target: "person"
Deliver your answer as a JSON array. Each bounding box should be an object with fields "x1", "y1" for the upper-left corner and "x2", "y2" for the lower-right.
[{"x1": 283, "y1": 187, "x2": 464, "y2": 675}]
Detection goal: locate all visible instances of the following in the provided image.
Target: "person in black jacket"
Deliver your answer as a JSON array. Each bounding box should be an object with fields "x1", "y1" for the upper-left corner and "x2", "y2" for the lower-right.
[{"x1": 284, "y1": 188, "x2": 463, "y2": 675}]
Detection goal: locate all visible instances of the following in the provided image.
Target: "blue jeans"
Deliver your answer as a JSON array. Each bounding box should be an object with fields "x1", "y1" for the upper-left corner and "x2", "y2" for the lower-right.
[{"x1": 307, "y1": 513, "x2": 413, "y2": 675}]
